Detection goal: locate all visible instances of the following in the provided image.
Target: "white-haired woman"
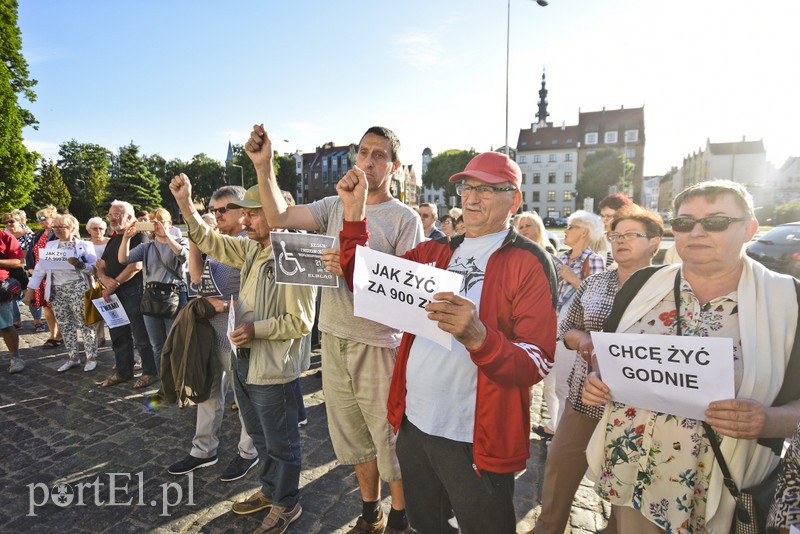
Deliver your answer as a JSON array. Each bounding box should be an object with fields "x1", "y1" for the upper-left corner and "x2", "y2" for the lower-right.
[
  {"x1": 85, "y1": 216, "x2": 110, "y2": 345},
  {"x1": 23, "y1": 214, "x2": 98, "y2": 372},
  {"x1": 534, "y1": 210, "x2": 606, "y2": 441},
  {"x1": 513, "y1": 211, "x2": 555, "y2": 254}
]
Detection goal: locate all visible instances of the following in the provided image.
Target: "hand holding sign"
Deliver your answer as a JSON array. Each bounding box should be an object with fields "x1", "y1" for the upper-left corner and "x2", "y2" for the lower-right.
[
  {"x1": 337, "y1": 166, "x2": 368, "y2": 222},
  {"x1": 583, "y1": 371, "x2": 612, "y2": 406},
  {"x1": 426, "y1": 292, "x2": 487, "y2": 350},
  {"x1": 321, "y1": 248, "x2": 343, "y2": 278},
  {"x1": 705, "y1": 399, "x2": 767, "y2": 440}
]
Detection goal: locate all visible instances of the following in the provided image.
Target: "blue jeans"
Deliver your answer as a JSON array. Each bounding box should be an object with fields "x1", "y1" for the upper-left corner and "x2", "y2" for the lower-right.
[
  {"x1": 141, "y1": 289, "x2": 186, "y2": 375},
  {"x1": 294, "y1": 379, "x2": 307, "y2": 422},
  {"x1": 232, "y1": 357, "x2": 302, "y2": 507},
  {"x1": 109, "y1": 283, "x2": 158, "y2": 379},
  {"x1": 11, "y1": 300, "x2": 38, "y2": 323}
]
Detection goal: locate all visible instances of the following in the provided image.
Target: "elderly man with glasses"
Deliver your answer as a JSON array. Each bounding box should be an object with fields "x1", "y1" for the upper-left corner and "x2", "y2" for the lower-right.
[{"x1": 337, "y1": 151, "x2": 558, "y2": 534}]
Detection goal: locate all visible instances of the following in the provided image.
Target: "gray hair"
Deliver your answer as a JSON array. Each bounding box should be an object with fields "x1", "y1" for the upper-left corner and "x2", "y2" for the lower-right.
[
  {"x1": 568, "y1": 210, "x2": 605, "y2": 245},
  {"x1": 109, "y1": 200, "x2": 135, "y2": 218},
  {"x1": 210, "y1": 185, "x2": 246, "y2": 203},
  {"x1": 674, "y1": 179, "x2": 756, "y2": 220},
  {"x1": 86, "y1": 216, "x2": 106, "y2": 230},
  {"x1": 11, "y1": 209, "x2": 27, "y2": 224}
]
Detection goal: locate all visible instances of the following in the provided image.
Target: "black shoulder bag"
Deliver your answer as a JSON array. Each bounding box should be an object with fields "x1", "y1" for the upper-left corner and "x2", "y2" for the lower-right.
[{"x1": 140, "y1": 243, "x2": 182, "y2": 318}]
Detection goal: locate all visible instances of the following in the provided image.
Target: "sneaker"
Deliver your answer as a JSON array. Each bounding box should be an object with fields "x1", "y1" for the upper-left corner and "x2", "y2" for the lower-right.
[
  {"x1": 254, "y1": 502, "x2": 302, "y2": 534},
  {"x1": 34, "y1": 323, "x2": 47, "y2": 333},
  {"x1": 347, "y1": 508, "x2": 386, "y2": 534},
  {"x1": 8, "y1": 357, "x2": 25, "y2": 374},
  {"x1": 57, "y1": 359, "x2": 81, "y2": 372},
  {"x1": 220, "y1": 454, "x2": 258, "y2": 482},
  {"x1": 298, "y1": 418, "x2": 308, "y2": 428},
  {"x1": 232, "y1": 489, "x2": 273, "y2": 515},
  {"x1": 84, "y1": 360, "x2": 97, "y2": 372},
  {"x1": 167, "y1": 454, "x2": 218, "y2": 475}
]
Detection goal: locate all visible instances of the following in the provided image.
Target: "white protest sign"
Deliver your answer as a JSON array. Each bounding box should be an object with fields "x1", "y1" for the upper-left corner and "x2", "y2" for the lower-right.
[
  {"x1": 39, "y1": 248, "x2": 75, "y2": 270},
  {"x1": 790, "y1": 525, "x2": 799, "y2": 534},
  {"x1": 92, "y1": 294, "x2": 130, "y2": 328},
  {"x1": 227, "y1": 296, "x2": 237, "y2": 354},
  {"x1": 271, "y1": 232, "x2": 339, "y2": 288},
  {"x1": 352, "y1": 246, "x2": 463, "y2": 349},
  {"x1": 591, "y1": 332, "x2": 735, "y2": 421}
]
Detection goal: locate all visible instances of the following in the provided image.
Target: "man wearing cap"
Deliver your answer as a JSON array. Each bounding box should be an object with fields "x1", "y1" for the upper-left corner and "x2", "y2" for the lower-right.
[
  {"x1": 337, "y1": 151, "x2": 558, "y2": 534},
  {"x1": 245, "y1": 124, "x2": 422, "y2": 534},
  {"x1": 169, "y1": 175, "x2": 316, "y2": 534}
]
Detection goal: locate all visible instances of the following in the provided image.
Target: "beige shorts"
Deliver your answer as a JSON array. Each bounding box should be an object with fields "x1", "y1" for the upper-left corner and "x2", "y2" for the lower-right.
[{"x1": 321, "y1": 332, "x2": 401, "y2": 482}]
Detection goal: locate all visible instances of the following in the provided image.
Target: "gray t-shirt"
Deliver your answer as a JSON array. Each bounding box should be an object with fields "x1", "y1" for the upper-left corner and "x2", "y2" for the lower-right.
[
  {"x1": 128, "y1": 239, "x2": 188, "y2": 285},
  {"x1": 307, "y1": 195, "x2": 423, "y2": 348}
]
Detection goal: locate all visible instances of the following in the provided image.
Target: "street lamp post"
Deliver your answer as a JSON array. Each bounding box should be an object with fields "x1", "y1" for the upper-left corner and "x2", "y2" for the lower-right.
[
  {"x1": 231, "y1": 164, "x2": 244, "y2": 187},
  {"x1": 505, "y1": 0, "x2": 548, "y2": 156}
]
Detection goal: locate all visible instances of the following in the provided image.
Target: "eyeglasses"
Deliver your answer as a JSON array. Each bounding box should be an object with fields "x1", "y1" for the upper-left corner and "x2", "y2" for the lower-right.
[
  {"x1": 566, "y1": 224, "x2": 584, "y2": 231},
  {"x1": 456, "y1": 183, "x2": 517, "y2": 198},
  {"x1": 51, "y1": 225, "x2": 70, "y2": 230},
  {"x1": 2, "y1": 220, "x2": 16, "y2": 226},
  {"x1": 669, "y1": 215, "x2": 748, "y2": 233},
  {"x1": 607, "y1": 232, "x2": 653, "y2": 243},
  {"x1": 419, "y1": 213, "x2": 433, "y2": 219},
  {"x1": 208, "y1": 207, "x2": 235, "y2": 215},
  {"x1": 37, "y1": 216, "x2": 48, "y2": 222},
  {"x1": 88, "y1": 226, "x2": 106, "y2": 231},
  {"x1": 600, "y1": 214, "x2": 615, "y2": 221}
]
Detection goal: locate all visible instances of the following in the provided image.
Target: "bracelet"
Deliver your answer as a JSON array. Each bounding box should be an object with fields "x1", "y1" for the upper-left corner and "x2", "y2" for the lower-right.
[{"x1": 223, "y1": 302, "x2": 229, "y2": 312}]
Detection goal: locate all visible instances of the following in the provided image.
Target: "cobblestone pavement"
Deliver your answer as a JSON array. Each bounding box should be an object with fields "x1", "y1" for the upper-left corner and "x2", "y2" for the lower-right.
[{"x1": 1, "y1": 309, "x2": 609, "y2": 533}]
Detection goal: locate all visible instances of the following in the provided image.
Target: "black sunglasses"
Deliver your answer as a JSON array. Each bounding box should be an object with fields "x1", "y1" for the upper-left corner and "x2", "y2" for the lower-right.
[
  {"x1": 669, "y1": 215, "x2": 747, "y2": 233},
  {"x1": 208, "y1": 207, "x2": 236, "y2": 215}
]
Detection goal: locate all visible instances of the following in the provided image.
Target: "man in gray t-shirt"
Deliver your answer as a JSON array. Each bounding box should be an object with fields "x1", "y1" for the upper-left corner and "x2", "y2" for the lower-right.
[{"x1": 245, "y1": 124, "x2": 422, "y2": 534}]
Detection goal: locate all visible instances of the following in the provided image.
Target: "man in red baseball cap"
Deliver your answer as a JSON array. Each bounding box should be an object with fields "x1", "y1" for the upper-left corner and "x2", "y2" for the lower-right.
[{"x1": 337, "y1": 151, "x2": 558, "y2": 533}]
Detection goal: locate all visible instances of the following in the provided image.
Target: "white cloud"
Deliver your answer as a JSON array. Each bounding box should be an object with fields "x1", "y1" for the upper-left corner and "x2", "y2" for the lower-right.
[{"x1": 393, "y1": 32, "x2": 443, "y2": 70}]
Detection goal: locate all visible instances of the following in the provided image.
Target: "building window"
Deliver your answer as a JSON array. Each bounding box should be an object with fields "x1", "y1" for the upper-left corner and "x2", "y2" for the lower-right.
[
  {"x1": 533, "y1": 173, "x2": 541, "y2": 184},
  {"x1": 625, "y1": 148, "x2": 636, "y2": 159},
  {"x1": 322, "y1": 172, "x2": 328, "y2": 183},
  {"x1": 519, "y1": 155, "x2": 527, "y2": 164},
  {"x1": 564, "y1": 172, "x2": 573, "y2": 183},
  {"x1": 585, "y1": 132, "x2": 598, "y2": 145},
  {"x1": 563, "y1": 207, "x2": 572, "y2": 216},
  {"x1": 535, "y1": 140, "x2": 541, "y2": 146},
  {"x1": 567, "y1": 137, "x2": 573, "y2": 143},
  {"x1": 548, "y1": 173, "x2": 556, "y2": 184},
  {"x1": 521, "y1": 191, "x2": 526, "y2": 201},
  {"x1": 548, "y1": 154, "x2": 557, "y2": 162},
  {"x1": 625, "y1": 130, "x2": 639, "y2": 142},
  {"x1": 533, "y1": 155, "x2": 542, "y2": 163},
  {"x1": 563, "y1": 190, "x2": 572, "y2": 201},
  {"x1": 548, "y1": 191, "x2": 556, "y2": 202},
  {"x1": 533, "y1": 191, "x2": 540, "y2": 202},
  {"x1": 551, "y1": 139, "x2": 558, "y2": 145},
  {"x1": 605, "y1": 131, "x2": 618, "y2": 144},
  {"x1": 522, "y1": 203, "x2": 528, "y2": 211},
  {"x1": 521, "y1": 173, "x2": 526, "y2": 184},
  {"x1": 564, "y1": 153, "x2": 572, "y2": 162},
  {"x1": 322, "y1": 159, "x2": 328, "y2": 168}
]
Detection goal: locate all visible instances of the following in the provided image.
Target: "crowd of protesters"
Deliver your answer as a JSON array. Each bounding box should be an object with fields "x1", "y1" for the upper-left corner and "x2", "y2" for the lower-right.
[{"x1": 2, "y1": 124, "x2": 799, "y2": 534}]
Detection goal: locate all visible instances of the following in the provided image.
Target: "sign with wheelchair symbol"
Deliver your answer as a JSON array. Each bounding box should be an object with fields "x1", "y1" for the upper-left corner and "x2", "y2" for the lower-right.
[{"x1": 271, "y1": 232, "x2": 339, "y2": 288}]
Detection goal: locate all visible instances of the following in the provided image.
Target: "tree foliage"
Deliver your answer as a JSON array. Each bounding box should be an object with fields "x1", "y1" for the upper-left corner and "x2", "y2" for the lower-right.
[
  {"x1": 57, "y1": 140, "x2": 111, "y2": 219},
  {"x1": 106, "y1": 142, "x2": 162, "y2": 211},
  {"x1": 422, "y1": 149, "x2": 478, "y2": 200},
  {"x1": 35, "y1": 158, "x2": 71, "y2": 210},
  {"x1": 0, "y1": 0, "x2": 37, "y2": 213},
  {"x1": 775, "y1": 199, "x2": 800, "y2": 224},
  {"x1": 275, "y1": 154, "x2": 298, "y2": 200},
  {"x1": 227, "y1": 143, "x2": 257, "y2": 188},
  {"x1": 576, "y1": 148, "x2": 633, "y2": 206}
]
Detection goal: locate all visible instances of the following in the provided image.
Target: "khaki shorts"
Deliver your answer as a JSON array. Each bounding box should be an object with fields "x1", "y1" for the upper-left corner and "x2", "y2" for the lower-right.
[{"x1": 321, "y1": 332, "x2": 401, "y2": 482}]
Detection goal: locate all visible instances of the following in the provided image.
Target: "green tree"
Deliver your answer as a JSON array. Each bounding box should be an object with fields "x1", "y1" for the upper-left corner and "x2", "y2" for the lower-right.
[
  {"x1": 576, "y1": 148, "x2": 633, "y2": 206},
  {"x1": 422, "y1": 149, "x2": 478, "y2": 200},
  {"x1": 35, "y1": 158, "x2": 71, "y2": 210},
  {"x1": 227, "y1": 143, "x2": 257, "y2": 188},
  {"x1": 775, "y1": 199, "x2": 800, "y2": 224},
  {"x1": 0, "y1": 0, "x2": 38, "y2": 213},
  {"x1": 106, "y1": 142, "x2": 161, "y2": 211},
  {"x1": 187, "y1": 153, "x2": 226, "y2": 206},
  {"x1": 57, "y1": 140, "x2": 111, "y2": 219},
  {"x1": 275, "y1": 154, "x2": 298, "y2": 199}
]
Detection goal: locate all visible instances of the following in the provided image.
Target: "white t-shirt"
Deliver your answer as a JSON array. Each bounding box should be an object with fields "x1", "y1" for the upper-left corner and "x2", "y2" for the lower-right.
[{"x1": 405, "y1": 229, "x2": 507, "y2": 443}]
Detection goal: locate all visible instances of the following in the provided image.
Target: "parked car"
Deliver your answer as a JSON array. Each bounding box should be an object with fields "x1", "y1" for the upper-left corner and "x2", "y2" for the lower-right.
[
  {"x1": 543, "y1": 216, "x2": 557, "y2": 227},
  {"x1": 554, "y1": 217, "x2": 569, "y2": 228},
  {"x1": 746, "y1": 222, "x2": 800, "y2": 278}
]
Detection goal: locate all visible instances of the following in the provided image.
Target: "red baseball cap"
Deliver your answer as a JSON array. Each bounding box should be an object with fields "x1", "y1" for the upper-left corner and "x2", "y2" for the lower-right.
[{"x1": 449, "y1": 152, "x2": 522, "y2": 189}]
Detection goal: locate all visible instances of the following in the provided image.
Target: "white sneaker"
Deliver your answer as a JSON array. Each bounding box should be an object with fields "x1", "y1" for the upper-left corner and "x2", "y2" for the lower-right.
[
  {"x1": 8, "y1": 357, "x2": 25, "y2": 374},
  {"x1": 57, "y1": 359, "x2": 81, "y2": 372},
  {"x1": 84, "y1": 360, "x2": 97, "y2": 372}
]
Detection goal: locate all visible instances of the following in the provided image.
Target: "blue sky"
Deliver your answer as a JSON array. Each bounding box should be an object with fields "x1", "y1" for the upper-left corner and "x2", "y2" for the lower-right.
[{"x1": 18, "y1": 0, "x2": 800, "y2": 179}]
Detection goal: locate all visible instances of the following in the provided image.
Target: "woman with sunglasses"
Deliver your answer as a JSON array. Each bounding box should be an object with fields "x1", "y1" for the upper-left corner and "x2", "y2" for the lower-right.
[
  {"x1": 2, "y1": 211, "x2": 44, "y2": 331},
  {"x1": 26, "y1": 206, "x2": 63, "y2": 347},
  {"x1": 583, "y1": 180, "x2": 800, "y2": 533},
  {"x1": 23, "y1": 214, "x2": 98, "y2": 372},
  {"x1": 535, "y1": 210, "x2": 605, "y2": 441},
  {"x1": 523, "y1": 205, "x2": 662, "y2": 534}
]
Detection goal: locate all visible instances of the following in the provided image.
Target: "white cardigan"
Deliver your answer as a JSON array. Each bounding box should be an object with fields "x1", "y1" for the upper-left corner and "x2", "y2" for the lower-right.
[{"x1": 29, "y1": 239, "x2": 97, "y2": 301}]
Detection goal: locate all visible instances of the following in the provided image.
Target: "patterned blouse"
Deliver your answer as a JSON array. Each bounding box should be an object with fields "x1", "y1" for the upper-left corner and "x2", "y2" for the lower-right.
[
  {"x1": 559, "y1": 269, "x2": 620, "y2": 420},
  {"x1": 595, "y1": 274, "x2": 743, "y2": 533},
  {"x1": 768, "y1": 422, "x2": 800, "y2": 532},
  {"x1": 556, "y1": 247, "x2": 606, "y2": 312}
]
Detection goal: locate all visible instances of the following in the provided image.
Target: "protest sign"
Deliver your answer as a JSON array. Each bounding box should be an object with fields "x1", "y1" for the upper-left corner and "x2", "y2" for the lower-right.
[
  {"x1": 591, "y1": 332, "x2": 735, "y2": 420},
  {"x1": 39, "y1": 248, "x2": 75, "y2": 270},
  {"x1": 91, "y1": 295, "x2": 130, "y2": 328},
  {"x1": 271, "y1": 232, "x2": 338, "y2": 288},
  {"x1": 187, "y1": 259, "x2": 222, "y2": 298},
  {"x1": 352, "y1": 246, "x2": 463, "y2": 349},
  {"x1": 227, "y1": 296, "x2": 237, "y2": 354}
]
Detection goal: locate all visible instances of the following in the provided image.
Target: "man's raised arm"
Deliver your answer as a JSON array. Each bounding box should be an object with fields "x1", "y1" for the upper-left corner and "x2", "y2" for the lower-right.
[{"x1": 245, "y1": 123, "x2": 319, "y2": 231}]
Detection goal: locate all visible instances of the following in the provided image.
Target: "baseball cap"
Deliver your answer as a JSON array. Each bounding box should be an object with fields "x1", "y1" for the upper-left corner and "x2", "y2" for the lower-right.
[
  {"x1": 449, "y1": 152, "x2": 522, "y2": 189},
  {"x1": 227, "y1": 185, "x2": 261, "y2": 209}
]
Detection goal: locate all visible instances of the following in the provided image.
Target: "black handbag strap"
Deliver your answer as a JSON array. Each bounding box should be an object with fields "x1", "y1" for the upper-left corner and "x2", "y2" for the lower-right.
[{"x1": 146, "y1": 242, "x2": 182, "y2": 282}]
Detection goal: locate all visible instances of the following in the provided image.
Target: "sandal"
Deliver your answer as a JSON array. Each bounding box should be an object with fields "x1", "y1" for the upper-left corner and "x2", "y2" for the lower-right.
[
  {"x1": 43, "y1": 339, "x2": 63, "y2": 349},
  {"x1": 132, "y1": 374, "x2": 158, "y2": 389},
  {"x1": 99, "y1": 373, "x2": 130, "y2": 388}
]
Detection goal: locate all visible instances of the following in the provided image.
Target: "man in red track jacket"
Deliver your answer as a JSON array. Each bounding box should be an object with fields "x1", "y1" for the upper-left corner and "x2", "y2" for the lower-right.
[{"x1": 338, "y1": 152, "x2": 558, "y2": 534}]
